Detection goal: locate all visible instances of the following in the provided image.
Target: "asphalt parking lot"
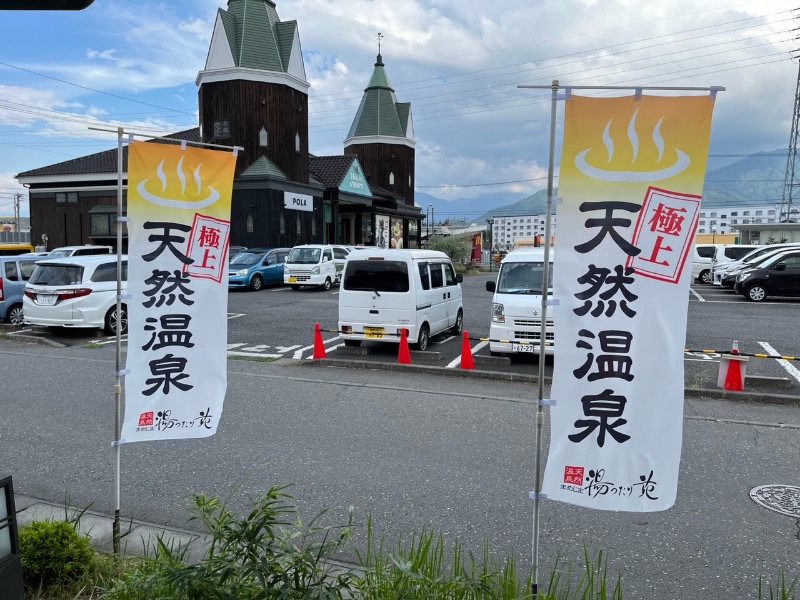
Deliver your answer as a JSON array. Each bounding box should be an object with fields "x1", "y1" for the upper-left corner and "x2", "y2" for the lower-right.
[{"x1": 2, "y1": 271, "x2": 798, "y2": 398}]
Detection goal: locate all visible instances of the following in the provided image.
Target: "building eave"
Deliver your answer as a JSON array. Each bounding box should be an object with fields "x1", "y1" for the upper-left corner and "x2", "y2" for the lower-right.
[
  {"x1": 196, "y1": 67, "x2": 310, "y2": 93},
  {"x1": 343, "y1": 134, "x2": 415, "y2": 149}
]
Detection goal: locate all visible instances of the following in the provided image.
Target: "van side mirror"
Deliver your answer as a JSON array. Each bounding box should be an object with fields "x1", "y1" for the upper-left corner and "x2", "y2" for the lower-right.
[
  {"x1": 774, "y1": 263, "x2": 786, "y2": 271},
  {"x1": 456, "y1": 274, "x2": 463, "y2": 283},
  {"x1": 486, "y1": 281, "x2": 496, "y2": 293}
]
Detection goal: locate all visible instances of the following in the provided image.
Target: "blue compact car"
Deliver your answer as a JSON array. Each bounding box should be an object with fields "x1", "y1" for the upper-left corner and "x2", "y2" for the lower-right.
[{"x1": 228, "y1": 248, "x2": 290, "y2": 291}]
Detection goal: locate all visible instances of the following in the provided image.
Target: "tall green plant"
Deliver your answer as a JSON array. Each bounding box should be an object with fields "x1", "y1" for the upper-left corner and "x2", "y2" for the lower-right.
[
  {"x1": 426, "y1": 234, "x2": 472, "y2": 264},
  {"x1": 102, "y1": 484, "x2": 354, "y2": 600}
]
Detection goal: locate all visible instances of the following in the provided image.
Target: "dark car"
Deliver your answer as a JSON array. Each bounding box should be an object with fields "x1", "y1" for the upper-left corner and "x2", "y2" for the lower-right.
[{"x1": 734, "y1": 249, "x2": 800, "y2": 302}]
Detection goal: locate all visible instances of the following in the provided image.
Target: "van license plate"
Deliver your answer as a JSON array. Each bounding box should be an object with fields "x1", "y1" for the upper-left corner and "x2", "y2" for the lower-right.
[
  {"x1": 37, "y1": 294, "x2": 57, "y2": 306},
  {"x1": 287, "y1": 276, "x2": 297, "y2": 283},
  {"x1": 512, "y1": 344, "x2": 535, "y2": 353},
  {"x1": 364, "y1": 327, "x2": 384, "y2": 339}
]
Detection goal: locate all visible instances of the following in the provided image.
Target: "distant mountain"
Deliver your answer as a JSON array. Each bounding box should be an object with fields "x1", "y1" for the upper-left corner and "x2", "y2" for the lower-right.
[{"x1": 416, "y1": 149, "x2": 788, "y2": 224}]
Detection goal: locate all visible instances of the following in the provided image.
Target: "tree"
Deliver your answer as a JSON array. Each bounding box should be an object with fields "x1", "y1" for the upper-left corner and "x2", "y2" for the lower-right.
[{"x1": 426, "y1": 234, "x2": 472, "y2": 264}]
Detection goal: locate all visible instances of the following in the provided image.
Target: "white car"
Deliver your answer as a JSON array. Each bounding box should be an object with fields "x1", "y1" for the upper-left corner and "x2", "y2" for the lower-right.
[
  {"x1": 23, "y1": 255, "x2": 128, "y2": 334},
  {"x1": 711, "y1": 243, "x2": 800, "y2": 286}
]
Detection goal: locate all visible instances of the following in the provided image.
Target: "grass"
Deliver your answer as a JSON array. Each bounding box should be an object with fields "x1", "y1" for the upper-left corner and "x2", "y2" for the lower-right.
[
  {"x1": 227, "y1": 354, "x2": 280, "y2": 362},
  {"x1": 20, "y1": 487, "x2": 799, "y2": 600}
]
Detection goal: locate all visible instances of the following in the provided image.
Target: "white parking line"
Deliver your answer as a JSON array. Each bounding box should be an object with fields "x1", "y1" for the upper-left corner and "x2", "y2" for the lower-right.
[
  {"x1": 757, "y1": 341, "x2": 800, "y2": 384},
  {"x1": 293, "y1": 334, "x2": 342, "y2": 359},
  {"x1": 689, "y1": 288, "x2": 706, "y2": 302},
  {"x1": 447, "y1": 340, "x2": 488, "y2": 368}
]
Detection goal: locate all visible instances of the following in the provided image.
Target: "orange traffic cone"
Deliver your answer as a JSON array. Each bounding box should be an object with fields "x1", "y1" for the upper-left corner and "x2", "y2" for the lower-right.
[
  {"x1": 723, "y1": 340, "x2": 743, "y2": 391},
  {"x1": 460, "y1": 330, "x2": 475, "y2": 370},
  {"x1": 723, "y1": 357, "x2": 743, "y2": 391},
  {"x1": 312, "y1": 322, "x2": 326, "y2": 359},
  {"x1": 398, "y1": 328, "x2": 411, "y2": 364}
]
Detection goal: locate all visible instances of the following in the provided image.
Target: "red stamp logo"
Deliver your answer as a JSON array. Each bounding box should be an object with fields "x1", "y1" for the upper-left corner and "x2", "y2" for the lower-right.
[
  {"x1": 563, "y1": 465, "x2": 584, "y2": 486},
  {"x1": 138, "y1": 411, "x2": 154, "y2": 426}
]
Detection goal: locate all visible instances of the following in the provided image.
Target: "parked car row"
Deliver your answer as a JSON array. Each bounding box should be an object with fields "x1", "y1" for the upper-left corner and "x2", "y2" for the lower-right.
[
  {"x1": 0, "y1": 245, "x2": 118, "y2": 328},
  {"x1": 227, "y1": 244, "x2": 356, "y2": 292},
  {"x1": 701, "y1": 243, "x2": 800, "y2": 302}
]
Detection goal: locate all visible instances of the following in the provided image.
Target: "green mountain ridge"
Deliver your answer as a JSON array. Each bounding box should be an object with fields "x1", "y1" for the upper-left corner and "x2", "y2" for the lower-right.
[{"x1": 475, "y1": 149, "x2": 788, "y2": 223}]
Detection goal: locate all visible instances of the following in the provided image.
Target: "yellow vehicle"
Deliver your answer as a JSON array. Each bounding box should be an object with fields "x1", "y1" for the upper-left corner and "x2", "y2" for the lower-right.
[{"x1": 0, "y1": 243, "x2": 34, "y2": 256}]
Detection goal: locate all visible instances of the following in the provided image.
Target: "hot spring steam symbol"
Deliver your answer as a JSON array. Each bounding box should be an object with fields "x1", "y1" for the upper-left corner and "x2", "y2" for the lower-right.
[
  {"x1": 137, "y1": 156, "x2": 220, "y2": 209},
  {"x1": 575, "y1": 108, "x2": 690, "y2": 182}
]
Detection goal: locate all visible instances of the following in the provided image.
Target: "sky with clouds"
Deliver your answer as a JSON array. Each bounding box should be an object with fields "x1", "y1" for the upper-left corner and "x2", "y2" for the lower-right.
[{"x1": 0, "y1": 0, "x2": 796, "y2": 219}]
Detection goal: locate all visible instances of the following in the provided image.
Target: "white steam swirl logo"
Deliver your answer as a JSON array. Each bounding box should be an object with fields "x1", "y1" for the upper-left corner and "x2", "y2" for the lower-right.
[
  {"x1": 137, "y1": 156, "x2": 220, "y2": 209},
  {"x1": 574, "y1": 108, "x2": 690, "y2": 182}
]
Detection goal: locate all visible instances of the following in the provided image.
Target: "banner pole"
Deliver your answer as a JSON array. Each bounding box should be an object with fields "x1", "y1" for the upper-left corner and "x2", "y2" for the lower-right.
[
  {"x1": 531, "y1": 79, "x2": 559, "y2": 598},
  {"x1": 112, "y1": 126, "x2": 123, "y2": 554}
]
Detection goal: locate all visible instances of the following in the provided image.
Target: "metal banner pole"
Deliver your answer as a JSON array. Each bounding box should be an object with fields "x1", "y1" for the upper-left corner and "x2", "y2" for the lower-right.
[
  {"x1": 113, "y1": 126, "x2": 124, "y2": 553},
  {"x1": 529, "y1": 79, "x2": 559, "y2": 598}
]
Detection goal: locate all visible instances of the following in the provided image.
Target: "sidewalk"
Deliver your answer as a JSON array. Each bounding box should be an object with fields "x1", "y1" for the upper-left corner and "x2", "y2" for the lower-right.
[{"x1": 14, "y1": 494, "x2": 210, "y2": 564}]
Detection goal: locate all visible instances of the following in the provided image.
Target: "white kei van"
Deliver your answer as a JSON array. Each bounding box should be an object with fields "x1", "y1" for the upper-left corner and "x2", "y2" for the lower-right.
[
  {"x1": 338, "y1": 249, "x2": 464, "y2": 351},
  {"x1": 485, "y1": 247, "x2": 554, "y2": 356},
  {"x1": 284, "y1": 244, "x2": 350, "y2": 291}
]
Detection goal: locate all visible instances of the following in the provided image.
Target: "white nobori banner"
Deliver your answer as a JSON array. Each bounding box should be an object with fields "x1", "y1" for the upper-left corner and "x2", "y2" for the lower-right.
[
  {"x1": 543, "y1": 94, "x2": 716, "y2": 511},
  {"x1": 121, "y1": 141, "x2": 236, "y2": 443}
]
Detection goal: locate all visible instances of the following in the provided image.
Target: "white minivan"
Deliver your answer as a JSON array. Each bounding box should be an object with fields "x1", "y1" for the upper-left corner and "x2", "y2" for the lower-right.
[
  {"x1": 338, "y1": 249, "x2": 464, "y2": 351},
  {"x1": 485, "y1": 247, "x2": 554, "y2": 356},
  {"x1": 284, "y1": 244, "x2": 350, "y2": 291}
]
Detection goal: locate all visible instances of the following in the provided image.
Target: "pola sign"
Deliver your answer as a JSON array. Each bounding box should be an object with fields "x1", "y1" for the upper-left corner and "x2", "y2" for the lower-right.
[{"x1": 284, "y1": 192, "x2": 313, "y2": 212}]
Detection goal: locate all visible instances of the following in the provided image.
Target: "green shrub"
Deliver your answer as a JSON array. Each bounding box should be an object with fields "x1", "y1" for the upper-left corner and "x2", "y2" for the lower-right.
[
  {"x1": 19, "y1": 519, "x2": 94, "y2": 585},
  {"x1": 426, "y1": 234, "x2": 472, "y2": 264},
  {"x1": 101, "y1": 484, "x2": 354, "y2": 600}
]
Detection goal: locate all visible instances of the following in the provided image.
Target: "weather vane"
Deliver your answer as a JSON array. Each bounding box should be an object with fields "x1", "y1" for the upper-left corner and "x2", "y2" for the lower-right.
[{"x1": 376, "y1": 32, "x2": 383, "y2": 54}]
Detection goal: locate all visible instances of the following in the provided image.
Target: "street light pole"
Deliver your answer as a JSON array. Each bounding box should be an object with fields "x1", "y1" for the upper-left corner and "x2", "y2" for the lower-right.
[{"x1": 486, "y1": 219, "x2": 494, "y2": 271}]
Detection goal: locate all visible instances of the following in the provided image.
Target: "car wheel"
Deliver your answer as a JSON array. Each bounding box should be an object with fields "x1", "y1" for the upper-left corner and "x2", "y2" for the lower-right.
[
  {"x1": 291, "y1": 285, "x2": 301, "y2": 291},
  {"x1": 700, "y1": 270, "x2": 712, "y2": 284},
  {"x1": 344, "y1": 339, "x2": 361, "y2": 347},
  {"x1": 322, "y1": 278, "x2": 332, "y2": 291},
  {"x1": 6, "y1": 303, "x2": 24, "y2": 326},
  {"x1": 450, "y1": 309, "x2": 464, "y2": 335},
  {"x1": 250, "y1": 274, "x2": 264, "y2": 291},
  {"x1": 745, "y1": 284, "x2": 767, "y2": 302},
  {"x1": 413, "y1": 324, "x2": 430, "y2": 351},
  {"x1": 104, "y1": 304, "x2": 128, "y2": 335}
]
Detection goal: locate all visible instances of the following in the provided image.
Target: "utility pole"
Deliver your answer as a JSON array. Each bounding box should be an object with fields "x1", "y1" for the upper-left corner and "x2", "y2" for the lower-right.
[
  {"x1": 13, "y1": 193, "x2": 23, "y2": 233},
  {"x1": 780, "y1": 52, "x2": 800, "y2": 223}
]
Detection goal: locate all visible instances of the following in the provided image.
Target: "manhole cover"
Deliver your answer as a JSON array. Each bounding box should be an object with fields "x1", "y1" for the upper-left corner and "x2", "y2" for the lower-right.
[{"x1": 749, "y1": 485, "x2": 800, "y2": 518}]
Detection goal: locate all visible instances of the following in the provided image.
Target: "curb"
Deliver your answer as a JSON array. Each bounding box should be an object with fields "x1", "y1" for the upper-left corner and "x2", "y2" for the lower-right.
[
  {"x1": 303, "y1": 358, "x2": 799, "y2": 405},
  {"x1": 0, "y1": 331, "x2": 66, "y2": 348}
]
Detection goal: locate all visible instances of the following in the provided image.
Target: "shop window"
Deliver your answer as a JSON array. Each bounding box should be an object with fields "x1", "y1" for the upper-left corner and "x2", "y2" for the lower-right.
[
  {"x1": 389, "y1": 172, "x2": 395, "y2": 185},
  {"x1": 295, "y1": 132, "x2": 300, "y2": 153},
  {"x1": 213, "y1": 119, "x2": 230, "y2": 140},
  {"x1": 259, "y1": 127, "x2": 268, "y2": 148},
  {"x1": 56, "y1": 192, "x2": 78, "y2": 204},
  {"x1": 246, "y1": 213, "x2": 254, "y2": 233}
]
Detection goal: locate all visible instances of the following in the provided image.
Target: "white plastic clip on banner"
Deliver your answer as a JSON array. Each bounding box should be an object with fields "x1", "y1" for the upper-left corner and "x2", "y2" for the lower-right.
[
  {"x1": 116, "y1": 369, "x2": 130, "y2": 377},
  {"x1": 117, "y1": 293, "x2": 132, "y2": 301},
  {"x1": 111, "y1": 439, "x2": 127, "y2": 447},
  {"x1": 529, "y1": 491, "x2": 548, "y2": 500},
  {"x1": 233, "y1": 146, "x2": 240, "y2": 157},
  {"x1": 545, "y1": 298, "x2": 559, "y2": 307},
  {"x1": 538, "y1": 398, "x2": 557, "y2": 407},
  {"x1": 180, "y1": 140, "x2": 187, "y2": 151}
]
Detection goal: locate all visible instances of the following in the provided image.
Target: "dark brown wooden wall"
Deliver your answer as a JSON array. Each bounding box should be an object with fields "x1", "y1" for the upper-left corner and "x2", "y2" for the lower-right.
[
  {"x1": 344, "y1": 142, "x2": 415, "y2": 206},
  {"x1": 199, "y1": 80, "x2": 309, "y2": 182},
  {"x1": 230, "y1": 189, "x2": 323, "y2": 249},
  {"x1": 30, "y1": 193, "x2": 117, "y2": 250}
]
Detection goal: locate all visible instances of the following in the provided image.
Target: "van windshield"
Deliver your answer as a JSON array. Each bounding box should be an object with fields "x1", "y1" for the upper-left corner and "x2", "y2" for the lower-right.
[
  {"x1": 343, "y1": 260, "x2": 409, "y2": 293},
  {"x1": 287, "y1": 247, "x2": 321, "y2": 264},
  {"x1": 497, "y1": 262, "x2": 553, "y2": 294}
]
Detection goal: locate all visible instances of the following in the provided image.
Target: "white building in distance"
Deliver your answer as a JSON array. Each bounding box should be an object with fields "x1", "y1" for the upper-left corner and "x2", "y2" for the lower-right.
[{"x1": 488, "y1": 213, "x2": 558, "y2": 250}]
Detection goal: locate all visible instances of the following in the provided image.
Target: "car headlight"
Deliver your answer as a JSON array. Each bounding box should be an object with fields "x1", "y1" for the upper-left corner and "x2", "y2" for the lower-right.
[
  {"x1": 311, "y1": 266, "x2": 320, "y2": 275},
  {"x1": 235, "y1": 269, "x2": 248, "y2": 276},
  {"x1": 737, "y1": 272, "x2": 752, "y2": 283},
  {"x1": 492, "y1": 302, "x2": 505, "y2": 323}
]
